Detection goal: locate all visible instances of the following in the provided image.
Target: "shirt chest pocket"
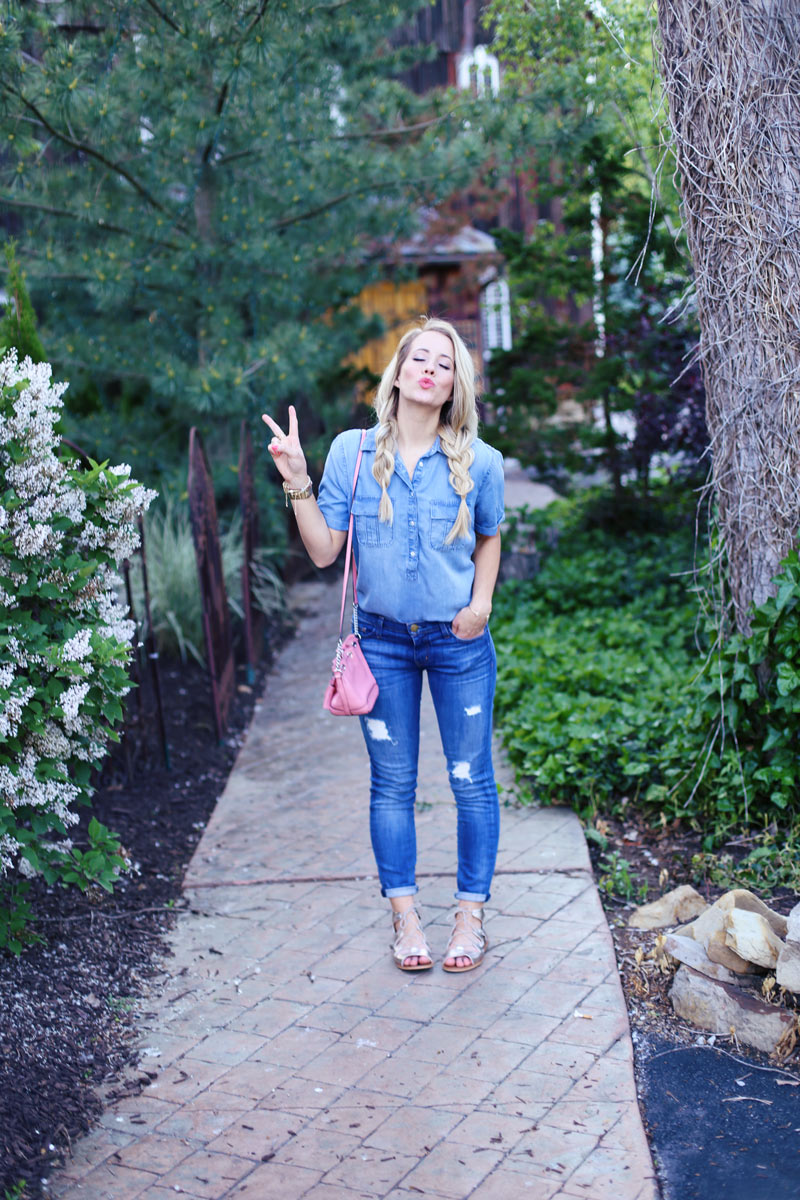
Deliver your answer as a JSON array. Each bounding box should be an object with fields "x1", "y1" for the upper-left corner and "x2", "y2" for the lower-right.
[
  {"x1": 352, "y1": 498, "x2": 393, "y2": 548},
  {"x1": 429, "y1": 500, "x2": 462, "y2": 552}
]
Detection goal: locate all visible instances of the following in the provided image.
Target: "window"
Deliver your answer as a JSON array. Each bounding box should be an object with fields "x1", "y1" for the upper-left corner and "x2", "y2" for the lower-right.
[
  {"x1": 480, "y1": 279, "x2": 512, "y2": 358},
  {"x1": 456, "y1": 46, "x2": 500, "y2": 98}
]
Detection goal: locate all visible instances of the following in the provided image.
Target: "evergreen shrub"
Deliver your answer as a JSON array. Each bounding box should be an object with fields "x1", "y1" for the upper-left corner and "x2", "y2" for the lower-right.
[
  {"x1": 0, "y1": 351, "x2": 155, "y2": 951},
  {"x1": 494, "y1": 485, "x2": 800, "y2": 846},
  {"x1": 493, "y1": 488, "x2": 699, "y2": 814}
]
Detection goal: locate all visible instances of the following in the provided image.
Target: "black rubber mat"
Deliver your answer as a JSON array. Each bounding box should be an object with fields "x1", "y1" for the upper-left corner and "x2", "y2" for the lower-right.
[{"x1": 640, "y1": 1035, "x2": 800, "y2": 1199}]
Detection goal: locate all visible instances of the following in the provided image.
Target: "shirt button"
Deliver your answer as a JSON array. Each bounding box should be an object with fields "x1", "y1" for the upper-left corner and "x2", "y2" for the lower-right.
[{"x1": 410, "y1": 550, "x2": 416, "y2": 556}]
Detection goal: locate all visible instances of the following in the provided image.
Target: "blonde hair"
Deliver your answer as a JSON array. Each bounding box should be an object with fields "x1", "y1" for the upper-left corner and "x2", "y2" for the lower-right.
[{"x1": 372, "y1": 318, "x2": 478, "y2": 544}]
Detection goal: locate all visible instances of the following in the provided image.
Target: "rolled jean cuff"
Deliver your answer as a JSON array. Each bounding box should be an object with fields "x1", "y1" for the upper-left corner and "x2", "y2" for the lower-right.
[
  {"x1": 455, "y1": 889, "x2": 490, "y2": 903},
  {"x1": 382, "y1": 885, "x2": 419, "y2": 899}
]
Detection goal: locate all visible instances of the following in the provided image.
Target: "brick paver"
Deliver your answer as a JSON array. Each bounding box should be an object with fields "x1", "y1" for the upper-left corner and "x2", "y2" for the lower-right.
[{"x1": 45, "y1": 580, "x2": 658, "y2": 1199}]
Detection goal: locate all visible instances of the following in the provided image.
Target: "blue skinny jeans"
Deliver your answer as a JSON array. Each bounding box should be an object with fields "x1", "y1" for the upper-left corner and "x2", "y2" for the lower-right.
[{"x1": 355, "y1": 609, "x2": 500, "y2": 903}]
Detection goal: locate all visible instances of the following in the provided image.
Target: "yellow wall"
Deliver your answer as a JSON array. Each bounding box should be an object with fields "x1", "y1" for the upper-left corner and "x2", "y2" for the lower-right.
[{"x1": 350, "y1": 279, "x2": 428, "y2": 377}]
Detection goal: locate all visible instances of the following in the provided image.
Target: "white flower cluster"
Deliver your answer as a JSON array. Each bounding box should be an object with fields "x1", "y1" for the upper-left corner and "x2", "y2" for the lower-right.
[
  {"x1": 0, "y1": 684, "x2": 35, "y2": 741},
  {"x1": 0, "y1": 833, "x2": 21, "y2": 876},
  {"x1": 0, "y1": 350, "x2": 156, "y2": 881},
  {"x1": 0, "y1": 751, "x2": 79, "y2": 825},
  {"x1": 61, "y1": 628, "x2": 92, "y2": 663}
]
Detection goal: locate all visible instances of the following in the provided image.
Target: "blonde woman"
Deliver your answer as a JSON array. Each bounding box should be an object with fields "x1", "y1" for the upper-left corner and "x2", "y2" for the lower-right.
[{"x1": 263, "y1": 318, "x2": 504, "y2": 972}]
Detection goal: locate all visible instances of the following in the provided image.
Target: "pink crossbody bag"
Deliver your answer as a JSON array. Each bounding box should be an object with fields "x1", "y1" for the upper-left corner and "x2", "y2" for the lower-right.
[{"x1": 322, "y1": 430, "x2": 380, "y2": 716}]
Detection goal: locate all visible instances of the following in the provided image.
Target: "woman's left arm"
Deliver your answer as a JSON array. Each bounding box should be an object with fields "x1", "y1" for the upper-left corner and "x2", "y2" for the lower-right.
[{"x1": 451, "y1": 532, "x2": 502, "y2": 639}]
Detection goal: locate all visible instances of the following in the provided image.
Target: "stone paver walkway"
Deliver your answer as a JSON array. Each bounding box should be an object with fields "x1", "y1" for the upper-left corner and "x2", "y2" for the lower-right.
[{"x1": 48, "y1": 579, "x2": 658, "y2": 1200}]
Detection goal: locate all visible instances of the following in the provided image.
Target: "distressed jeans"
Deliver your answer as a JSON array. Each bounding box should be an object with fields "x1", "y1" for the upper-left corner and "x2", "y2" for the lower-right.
[{"x1": 355, "y1": 609, "x2": 500, "y2": 903}]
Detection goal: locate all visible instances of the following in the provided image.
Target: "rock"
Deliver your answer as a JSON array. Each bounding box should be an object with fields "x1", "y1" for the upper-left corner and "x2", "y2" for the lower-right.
[
  {"x1": 724, "y1": 909, "x2": 785, "y2": 970},
  {"x1": 663, "y1": 933, "x2": 750, "y2": 985},
  {"x1": 786, "y1": 901, "x2": 800, "y2": 945},
  {"x1": 776, "y1": 940, "x2": 800, "y2": 993},
  {"x1": 627, "y1": 884, "x2": 708, "y2": 930},
  {"x1": 683, "y1": 888, "x2": 787, "y2": 946},
  {"x1": 669, "y1": 964, "x2": 796, "y2": 1054},
  {"x1": 704, "y1": 927, "x2": 761, "y2": 974},
  {"x1": 683, "y1": 904, "x2": 762, "y2": 973}
]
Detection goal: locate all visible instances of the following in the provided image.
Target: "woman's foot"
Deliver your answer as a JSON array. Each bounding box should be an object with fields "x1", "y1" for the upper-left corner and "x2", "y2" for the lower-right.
[
  {"x1": 442, "y1": 906, "x2": 488, "y2": 972},
  {"x1": 391, "y1": 904, "x2": 433, "y2": 971}
]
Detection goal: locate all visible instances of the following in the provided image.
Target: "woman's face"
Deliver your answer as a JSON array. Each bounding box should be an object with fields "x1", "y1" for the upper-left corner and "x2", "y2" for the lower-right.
[{"x1": 395, "y1": 330, "x2": 455, "y2": 414}]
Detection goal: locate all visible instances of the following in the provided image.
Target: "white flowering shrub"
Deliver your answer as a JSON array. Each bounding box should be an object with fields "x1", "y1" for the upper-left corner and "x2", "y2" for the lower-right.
[{"x1": 0, "y1": 350, "x2": 156, "y2": 950}]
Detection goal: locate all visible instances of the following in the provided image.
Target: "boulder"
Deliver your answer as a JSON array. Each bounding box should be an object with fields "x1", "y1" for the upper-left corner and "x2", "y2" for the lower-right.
[
  {"x1": 627, "y1": 884, "x2": 708, "y2": 930},
  {"x1": 663, "y1": 933, "x2": 751, "y2": 985},
  {"x1": 724, "y1": 908, "x2": 785, "y2": 970},
  {"x1": 670, "y1": 964, "x2": 795, "y2": 1054},
  {"x1": 683, "y1": 889, "x2": 787, "y2": 946},
  {"x1": 786, "y1": 901, "x2": 800, "y2": 946},
  {"x1": 704, "y1": 926, "x2": 761, "y2": 975},
  {"x1": 776, "y1": 940, "x2": 800, "y2": 994}
]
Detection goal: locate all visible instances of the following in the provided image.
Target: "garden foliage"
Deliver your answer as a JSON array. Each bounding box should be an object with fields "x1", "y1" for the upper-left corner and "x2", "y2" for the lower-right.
[
  {"x1": 493, "y1": 487, "x2": 800, "y2": 846},
  {"x1": 0, "y1": 351, "x2": 155, "y2": 951},
  {"x1": 132, "y1": 499, "x2": 284, "y2": 666},
  {"x1": 485, "y1": 0, "x2": 706, "y2": 493},
  {"x1": 0, "y1": 1, "x2": 510, "y2": 486},
  {"x1": 493, "y1": 490, "x2": 699, "y2": 813}
]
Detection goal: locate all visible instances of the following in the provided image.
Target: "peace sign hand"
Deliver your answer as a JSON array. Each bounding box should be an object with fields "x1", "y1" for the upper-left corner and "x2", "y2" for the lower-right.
[{"x1": 262, "y1": 405, "x2": 308, "y2": 486}]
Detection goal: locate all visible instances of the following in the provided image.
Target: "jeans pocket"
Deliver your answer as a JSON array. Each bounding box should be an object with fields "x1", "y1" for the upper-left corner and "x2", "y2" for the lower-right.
[{"x1": 446, "y1": 623, "x2": 487, "y2": 643}]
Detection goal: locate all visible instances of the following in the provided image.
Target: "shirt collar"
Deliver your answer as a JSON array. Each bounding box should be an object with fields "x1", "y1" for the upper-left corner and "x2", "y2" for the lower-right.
[{"x1": 362, "y1": 427, "x2": 443, "y2": 457}]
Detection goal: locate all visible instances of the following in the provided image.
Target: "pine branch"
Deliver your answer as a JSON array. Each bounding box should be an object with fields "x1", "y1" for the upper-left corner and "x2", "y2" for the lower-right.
[
  {"x1": 265, "y1": 176, "x2": 432, "y2": 232},
  {"x1": 216, "y1": 114, "x2": 453, "y2": 165},
  {"x1": 0, "y1": 195, "x2": 182, "y2": 250},
  {"x1": 2, "y1": 83, "x2": 168, "y2": 216},
  {"x1": 141, "y1": 0, "x2": 185, "y2": 35},
  {"x1": 241, "y1": 0, "x2": 271, "y2": 39}
]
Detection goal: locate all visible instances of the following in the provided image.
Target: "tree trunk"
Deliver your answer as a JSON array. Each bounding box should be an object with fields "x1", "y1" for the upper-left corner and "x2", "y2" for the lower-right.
[{"x1": 656, "y1": 0, "x2": 800, "y2": 631}]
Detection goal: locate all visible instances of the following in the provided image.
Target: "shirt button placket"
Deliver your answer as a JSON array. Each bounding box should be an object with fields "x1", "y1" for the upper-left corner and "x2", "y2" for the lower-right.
[{"x1": 408, "y1": 487, "x2": 418, "y2": 578}]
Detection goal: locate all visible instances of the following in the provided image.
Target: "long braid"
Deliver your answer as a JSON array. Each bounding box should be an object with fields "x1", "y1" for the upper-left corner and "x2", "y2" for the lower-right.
[
  {"x1": 438, "y1": 426, "x2": 475, "y2": 543},
  {"x1": 372, "y1": 414, "x2": 398, "y2": 524}
]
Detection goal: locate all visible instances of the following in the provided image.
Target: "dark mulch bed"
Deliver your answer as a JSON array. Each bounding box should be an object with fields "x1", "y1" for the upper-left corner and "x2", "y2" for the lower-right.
[
  {"x1": 0, "y1": 648, "x2": 273, "y2": 1199},
  {"x1": 590, "y1": 814, "x2": 800, "y2": 1200}
]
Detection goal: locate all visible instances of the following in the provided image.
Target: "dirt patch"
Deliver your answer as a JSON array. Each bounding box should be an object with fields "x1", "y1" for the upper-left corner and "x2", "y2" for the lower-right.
[
  {"x1": 588, "y1": 814, "x2": 800, "y2": 1059},
  {"x1": 0, "y1": 642, "x2": 277, "y2": 1198}
]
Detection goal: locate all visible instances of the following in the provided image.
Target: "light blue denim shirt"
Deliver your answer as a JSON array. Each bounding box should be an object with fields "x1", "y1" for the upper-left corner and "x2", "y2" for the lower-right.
[{"x1": 317, "y1": 427, "x2": 505, "y2": 623}]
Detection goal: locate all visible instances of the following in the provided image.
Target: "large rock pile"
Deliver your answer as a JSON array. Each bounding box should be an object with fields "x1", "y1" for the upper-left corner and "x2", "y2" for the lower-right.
[{"x1": 628, "y1": 886, "x2": 800, "y2": 1054}]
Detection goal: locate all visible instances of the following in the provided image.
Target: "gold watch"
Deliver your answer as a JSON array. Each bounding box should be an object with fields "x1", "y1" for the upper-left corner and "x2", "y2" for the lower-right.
[{"x1": 282, "y1": 477, "x2": 313, "y2": 506}]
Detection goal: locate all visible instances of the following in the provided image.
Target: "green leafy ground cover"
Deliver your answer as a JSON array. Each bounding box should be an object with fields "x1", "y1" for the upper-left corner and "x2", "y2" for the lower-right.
[
  {"x1": 493, "y1": 485, "x2": 800, "y2": 869},
  {"x1": 493, "y1": 488, "x2": 699, "y2": 813}
]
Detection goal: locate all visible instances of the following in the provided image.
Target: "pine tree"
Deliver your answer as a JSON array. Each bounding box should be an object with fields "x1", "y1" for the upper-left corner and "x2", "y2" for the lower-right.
[
  {"x1": 0, "y1": 243, "x2": 46, "y2": 363},
  {"x1": 0, "y1": 2, "x2": 501, "y2": 461}
]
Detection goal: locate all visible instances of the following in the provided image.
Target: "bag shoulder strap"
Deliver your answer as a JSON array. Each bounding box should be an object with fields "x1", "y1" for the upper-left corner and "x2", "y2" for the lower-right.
[{"x1": 337, "y1": 429, "x2": 367, "y2": 639}]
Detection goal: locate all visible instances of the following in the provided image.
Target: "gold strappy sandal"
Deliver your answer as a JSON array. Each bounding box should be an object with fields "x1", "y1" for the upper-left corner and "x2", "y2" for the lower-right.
[
  {"x1": 442, "y1": 907, "x2": 488, "y2": 973},
  {"x1": 391, "y1": 906, "x2": 433, "y2": 971}
]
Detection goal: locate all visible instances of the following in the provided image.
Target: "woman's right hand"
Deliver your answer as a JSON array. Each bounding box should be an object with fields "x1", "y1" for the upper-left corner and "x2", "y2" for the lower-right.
[{"x1": 261, "y1": 405, "x2": 308, "y2": 486}]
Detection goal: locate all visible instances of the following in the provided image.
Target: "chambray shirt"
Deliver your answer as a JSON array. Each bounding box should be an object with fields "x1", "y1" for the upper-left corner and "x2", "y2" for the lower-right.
[{"x1": 317, "y1": 427, "x2": 505, "y2": 623}]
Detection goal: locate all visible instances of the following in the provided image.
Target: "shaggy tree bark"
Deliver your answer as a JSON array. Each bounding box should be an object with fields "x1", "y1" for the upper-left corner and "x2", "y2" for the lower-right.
[{"x1": 657, "y1": 0, "x2": 800, "y2": 632}]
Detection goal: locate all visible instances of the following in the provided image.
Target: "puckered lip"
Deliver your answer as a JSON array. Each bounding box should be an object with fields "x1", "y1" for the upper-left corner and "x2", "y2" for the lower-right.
[{"x1": 418, "y1": 377, "x2": 436, "y2": 389}]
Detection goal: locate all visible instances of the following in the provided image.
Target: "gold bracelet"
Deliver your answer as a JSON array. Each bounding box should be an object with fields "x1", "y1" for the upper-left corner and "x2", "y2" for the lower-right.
[
  {"x1": 282, "y1": 477, "x2": 313, "y2": 506},
  {"x1": 468, "y1": 604, "x2": 492, "y2": 620}
]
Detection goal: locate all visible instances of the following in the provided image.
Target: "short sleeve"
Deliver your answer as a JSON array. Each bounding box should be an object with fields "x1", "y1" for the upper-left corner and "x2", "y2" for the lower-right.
[
  {"x1": 317, "y1": 430, "x2": 358, "y2": 532},
  {"x1": 473, "y1": 443, "x2": 505, "y2": 536}
]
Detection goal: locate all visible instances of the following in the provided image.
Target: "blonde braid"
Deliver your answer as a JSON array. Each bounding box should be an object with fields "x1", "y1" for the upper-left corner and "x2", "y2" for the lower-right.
[
  {"x1": 438, "y1": 426, "x2": 475, "y2": 544},
  {"x1": 372, "y1": 414, "x2": 398, "y2": 524}
]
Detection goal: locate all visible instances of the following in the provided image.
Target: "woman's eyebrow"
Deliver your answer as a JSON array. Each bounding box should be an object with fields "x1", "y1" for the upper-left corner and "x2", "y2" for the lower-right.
[{"x1": 413, "y1": 345, "x2": 453, "y2": 364}]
